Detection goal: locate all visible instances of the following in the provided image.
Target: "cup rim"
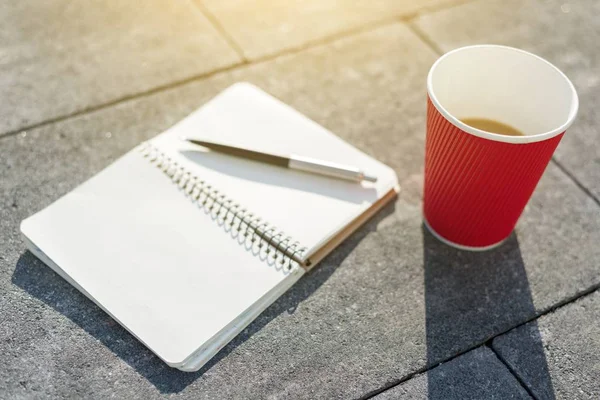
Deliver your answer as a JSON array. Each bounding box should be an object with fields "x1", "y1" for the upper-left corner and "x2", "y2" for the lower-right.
[{"x1": 427, "y1": 45, "x2": 579, "y2": 144}]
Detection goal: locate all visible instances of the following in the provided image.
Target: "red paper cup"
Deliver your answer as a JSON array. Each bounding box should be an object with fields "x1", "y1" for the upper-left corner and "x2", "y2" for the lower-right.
[{"x1": 423, "y1": 45, "x2": 578, "y2": 250}]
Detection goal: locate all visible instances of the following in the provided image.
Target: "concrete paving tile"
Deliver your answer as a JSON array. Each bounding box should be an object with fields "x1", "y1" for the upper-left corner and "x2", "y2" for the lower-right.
[
  {"x1": 493, "y1": 290, "x2": 600, "y2": 400},
  {"x1": 0, "y1": 0, "x2": 241, "y2": 136},
  {"x1": 1, "y1": 23, "x2": 600, "y2": 399},
  {"x1": 374, "y1": 347, "x2": 531, "y2": 400},
  {"x1": 413, "y1": 0, "x2": 600, "y2": 200},
  {"x1": 200, "y1": 0, "x2": 453, "y2": 60}
]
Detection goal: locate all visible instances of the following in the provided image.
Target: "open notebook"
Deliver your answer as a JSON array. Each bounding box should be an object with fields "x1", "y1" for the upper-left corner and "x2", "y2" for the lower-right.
[{"x1": 21, "y1": 83, "x2": 399, "y2": 371}]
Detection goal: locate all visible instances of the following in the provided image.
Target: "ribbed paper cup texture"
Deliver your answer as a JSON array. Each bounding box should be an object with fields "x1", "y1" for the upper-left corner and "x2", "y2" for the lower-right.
[{"x1": 423, "y1": 45, "x2": 578, "y2": 250}]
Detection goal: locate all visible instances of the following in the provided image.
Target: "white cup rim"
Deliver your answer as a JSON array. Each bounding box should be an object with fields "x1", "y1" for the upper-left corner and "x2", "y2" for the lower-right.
[{"x1": 427, "y1": 45, "x2": 579, "y2": 144}]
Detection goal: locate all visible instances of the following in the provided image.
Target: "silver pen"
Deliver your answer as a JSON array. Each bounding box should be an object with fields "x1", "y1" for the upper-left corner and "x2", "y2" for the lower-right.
[{"x1": 182, "y1": 138, "x2": 377, "y2": 183}]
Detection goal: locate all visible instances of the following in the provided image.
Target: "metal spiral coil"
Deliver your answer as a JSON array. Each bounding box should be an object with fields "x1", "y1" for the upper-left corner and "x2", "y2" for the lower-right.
[{"x1": 138, "y1": 142, "x2": 308, "y2": 270}]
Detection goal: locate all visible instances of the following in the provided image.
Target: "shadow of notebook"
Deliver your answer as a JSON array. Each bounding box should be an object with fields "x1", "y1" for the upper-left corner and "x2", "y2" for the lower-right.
[{"x1": 20, "y1": 83, "x2": 399, "y2": 371}]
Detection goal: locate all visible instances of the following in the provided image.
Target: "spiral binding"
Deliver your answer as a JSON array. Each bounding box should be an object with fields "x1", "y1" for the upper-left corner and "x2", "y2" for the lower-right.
[{"x1": 138, "y1": 142, "x2": 310, "y2": 270}]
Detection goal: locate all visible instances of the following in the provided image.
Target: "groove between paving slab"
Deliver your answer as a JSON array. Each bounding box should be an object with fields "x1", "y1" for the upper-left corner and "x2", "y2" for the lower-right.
[
  {"x1": 487, "y1": 344, "x2": 538, "y2": 399},
  {"x1": 192, "y1": 0, "x2": 248, "y2": 62},
  {"x1": 552, "y1": 157, "x2": 600, "y2": 206},
  {"x1": 362, "y1": 285, "x2": 600, "y2": 399},
  {"x1": 0, "y1": 0, "x2": 477, "y2": 143},
  {"x1": 405, "y1": 20, "x2": 444, "y2": 55},
  {"x1": 0, "y1": 59, "x2": 238, "y2": 142}
]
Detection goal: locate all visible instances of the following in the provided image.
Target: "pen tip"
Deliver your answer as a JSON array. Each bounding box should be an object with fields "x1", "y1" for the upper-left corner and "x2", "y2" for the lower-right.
[{"x1": 179, "y1": 136, "x2": 189, "y2": 142}]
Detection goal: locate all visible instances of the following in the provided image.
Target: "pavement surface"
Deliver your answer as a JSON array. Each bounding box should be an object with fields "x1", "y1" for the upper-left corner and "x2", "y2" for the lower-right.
[{"x1": 1, "y1": 0, "x2": 599, "y2": 399}]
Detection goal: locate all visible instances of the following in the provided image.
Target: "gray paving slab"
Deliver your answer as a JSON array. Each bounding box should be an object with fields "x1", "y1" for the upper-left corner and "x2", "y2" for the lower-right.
[
  {"x1": 0, "y1": 0, "x2": 241, "y2": 137},
  {"x1": 200, "y1": 0, "x2": 453, "y2": 60},
  {"x1": 374, "y1": 347, "x2": 531, "y2": 399},
  {"x1": 493, "y1": 290, "x2": 600, "y2": 400},
  {"x1": 1, "y1": 23, "x2": 600, "y2": 399},
  {"x1": 413, "y1": 0, "x2": 600, "y2": 200}
]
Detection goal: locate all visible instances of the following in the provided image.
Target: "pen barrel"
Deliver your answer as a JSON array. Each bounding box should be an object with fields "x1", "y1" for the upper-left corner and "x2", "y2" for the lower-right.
[{"x1": 289, "y1": 155, "x2": 364, "y2": 182}]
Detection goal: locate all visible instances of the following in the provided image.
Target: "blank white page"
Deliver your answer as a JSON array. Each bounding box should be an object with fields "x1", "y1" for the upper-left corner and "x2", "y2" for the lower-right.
[
  {"x1": 21, "y1": 149, "x2": 304, "y2": 366},
  {"x1": 153, "y1": 83, "x2": 398, "y2": 256}
]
